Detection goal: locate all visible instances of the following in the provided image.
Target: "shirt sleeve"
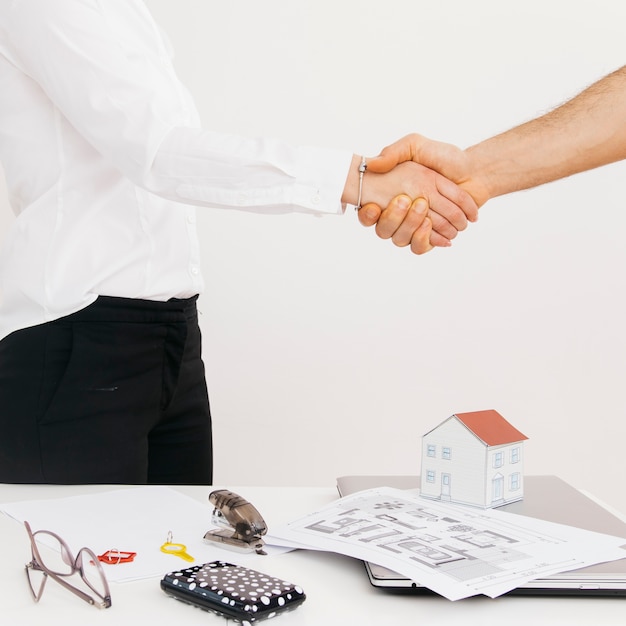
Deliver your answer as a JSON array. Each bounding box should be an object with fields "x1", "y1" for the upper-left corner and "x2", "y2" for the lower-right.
[
  {"x1": 1, "y1": 0, "x2": 351, "y2": 215},
  {"x1": 150, "y1": 128, "x2": 352, "y2": 214}
]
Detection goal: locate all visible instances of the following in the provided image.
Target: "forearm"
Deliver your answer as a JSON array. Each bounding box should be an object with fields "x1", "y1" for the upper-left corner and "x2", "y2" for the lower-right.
[{"x1": 467, "y1": 65, "x2": 626, "y2": 202}]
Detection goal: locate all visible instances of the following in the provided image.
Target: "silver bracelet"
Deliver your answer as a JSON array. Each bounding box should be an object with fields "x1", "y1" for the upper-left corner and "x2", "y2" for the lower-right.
[{"x1": 354, "y1": 156, "x2": 368, "y2": 211}]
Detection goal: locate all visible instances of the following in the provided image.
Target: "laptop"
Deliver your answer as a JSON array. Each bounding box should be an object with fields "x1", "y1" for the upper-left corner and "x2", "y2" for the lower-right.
[{"x1": 336, "y1": 475, "x2": 626, "y2": 596}]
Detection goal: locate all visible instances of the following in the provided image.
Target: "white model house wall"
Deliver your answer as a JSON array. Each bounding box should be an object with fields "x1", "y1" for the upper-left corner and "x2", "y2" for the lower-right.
[{"x1": 483, "y1": 441, "x2": 524, "y2": 507}]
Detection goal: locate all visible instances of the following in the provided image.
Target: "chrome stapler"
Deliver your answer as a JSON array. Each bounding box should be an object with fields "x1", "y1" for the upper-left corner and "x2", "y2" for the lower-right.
[{"x1": 203, "y1": 489, "x2": 268, "y2": 555}]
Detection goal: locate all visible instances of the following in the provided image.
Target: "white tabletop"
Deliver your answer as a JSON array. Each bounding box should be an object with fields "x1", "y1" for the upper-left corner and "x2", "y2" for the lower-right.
[{"x1": 1, "y1": 482, "x2": 625, "y2": 626}]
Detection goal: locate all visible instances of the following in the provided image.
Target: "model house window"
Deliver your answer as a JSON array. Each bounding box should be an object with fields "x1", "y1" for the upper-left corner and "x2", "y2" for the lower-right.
[
  {"x1": 442, "y1": 447, "x2": 451, "y2": 460},
  {"x1": 426, "y1": 470, "x2": 436, "y2": 483},
  {"x1": 493, "y1": 451, "x2": 503, "y2": 468},
  {"x1": 510, "y1": 447, "x2": 520, "y2": 464},
  {"x1": 427, "y1": 444, "x2": 436, "y2": 457},
  {"x1": 510, "y1": 472, "x2": 521, "y2": 490}
]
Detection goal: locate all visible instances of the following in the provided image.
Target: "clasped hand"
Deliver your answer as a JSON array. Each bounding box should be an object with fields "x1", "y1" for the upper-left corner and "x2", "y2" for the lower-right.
[{"x1": 354, "y1": 135, "x2": 479, "y2": 255}]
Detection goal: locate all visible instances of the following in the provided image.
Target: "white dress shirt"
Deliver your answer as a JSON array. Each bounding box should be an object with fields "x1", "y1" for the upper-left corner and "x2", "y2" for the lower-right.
[{"x1": 0, "y1": 0, "x2": 352, "y2": 341}]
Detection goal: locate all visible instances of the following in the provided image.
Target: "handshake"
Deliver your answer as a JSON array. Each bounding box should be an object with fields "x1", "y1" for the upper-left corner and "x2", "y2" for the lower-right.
[
  {"x1": 345, "y1": 133, "x2": 486, "y2": 255},
  {"x1": 346, "y1": 63, "x2": 626, "y2": 255}
]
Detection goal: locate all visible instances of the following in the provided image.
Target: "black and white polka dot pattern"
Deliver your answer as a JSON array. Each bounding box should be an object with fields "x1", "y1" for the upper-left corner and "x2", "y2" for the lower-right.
[{"x1": 161, "y1": 561, "x2": 306, "y2": 623}]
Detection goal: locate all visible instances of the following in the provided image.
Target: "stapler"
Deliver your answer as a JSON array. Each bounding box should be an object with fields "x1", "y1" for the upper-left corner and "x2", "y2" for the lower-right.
[{"x1": 203, "y1": 489, "x2": 268, "y2": 555}]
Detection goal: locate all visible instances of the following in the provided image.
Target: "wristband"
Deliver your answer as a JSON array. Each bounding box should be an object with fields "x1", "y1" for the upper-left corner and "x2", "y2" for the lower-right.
[{"x1": 354, "y1": 156, "x2": 367, "y2": 211}]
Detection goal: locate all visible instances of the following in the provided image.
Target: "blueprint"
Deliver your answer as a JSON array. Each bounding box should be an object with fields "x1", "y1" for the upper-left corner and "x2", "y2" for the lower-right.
[{"x1": 267, "y1": 487, "x2": 626, "y2": 600}]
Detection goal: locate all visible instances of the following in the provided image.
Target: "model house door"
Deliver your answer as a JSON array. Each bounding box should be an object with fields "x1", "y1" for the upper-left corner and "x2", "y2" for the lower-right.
[
  {"x1": 492, "y1": 474, "x2": 504, "y2": 502},
  {"x1": 441, "y1": 473, "x2": 451, "y2": 500}
]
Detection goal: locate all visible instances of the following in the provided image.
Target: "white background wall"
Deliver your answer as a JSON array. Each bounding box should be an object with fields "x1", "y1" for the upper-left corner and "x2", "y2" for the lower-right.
[{"x1": 2, "y1": 0, "x2": 626, "y2": 512}]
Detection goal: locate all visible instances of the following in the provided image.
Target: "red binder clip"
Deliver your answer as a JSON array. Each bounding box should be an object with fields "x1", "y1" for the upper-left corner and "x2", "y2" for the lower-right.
[{"x1": 97, "y1": 549, "x2": 137, "y2": 564}]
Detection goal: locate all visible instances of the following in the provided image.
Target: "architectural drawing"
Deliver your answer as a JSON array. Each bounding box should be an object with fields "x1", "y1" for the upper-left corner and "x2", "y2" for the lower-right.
[
  {"x1": 420, "y1": 410, "x2": 528, "y2": 508},
  {"x1": 303, "y1": 495, "x2": 527, "y2": 577},
  {"x1": 269, "y1": 486, "x2": 626, "y2": 600}
]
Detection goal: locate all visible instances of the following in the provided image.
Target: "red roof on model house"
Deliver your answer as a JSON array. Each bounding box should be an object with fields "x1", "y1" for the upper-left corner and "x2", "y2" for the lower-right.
[{"x1": 452, "y1": 409, "x2": 528, "y2": 446}]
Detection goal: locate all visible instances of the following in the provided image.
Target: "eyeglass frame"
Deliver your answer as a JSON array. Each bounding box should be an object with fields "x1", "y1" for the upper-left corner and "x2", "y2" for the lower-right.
[{"x1": 24, "y1": 520, "x2": 112, "y2": 609}]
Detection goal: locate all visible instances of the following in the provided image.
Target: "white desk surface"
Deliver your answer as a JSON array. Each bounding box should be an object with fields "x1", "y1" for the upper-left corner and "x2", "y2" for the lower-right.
[{"x1": 1, "y1": 482, "x2": 625, "y2": 626}]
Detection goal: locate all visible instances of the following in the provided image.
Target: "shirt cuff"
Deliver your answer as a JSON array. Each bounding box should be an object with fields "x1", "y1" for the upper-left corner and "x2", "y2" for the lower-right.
[{"x1": 293, "y1": 145, "x2": 353, "y2": 215}]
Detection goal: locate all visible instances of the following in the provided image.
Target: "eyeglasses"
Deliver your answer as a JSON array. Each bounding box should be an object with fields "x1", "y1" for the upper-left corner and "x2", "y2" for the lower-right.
[{"x1": 24, "y1": 520, "x2": 112, "y2": 609}]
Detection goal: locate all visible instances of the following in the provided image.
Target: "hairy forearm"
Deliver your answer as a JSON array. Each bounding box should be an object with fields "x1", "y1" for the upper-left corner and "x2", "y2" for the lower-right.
[{"x1": 467, "y1": 65, "x2": 626, "y2": 201}]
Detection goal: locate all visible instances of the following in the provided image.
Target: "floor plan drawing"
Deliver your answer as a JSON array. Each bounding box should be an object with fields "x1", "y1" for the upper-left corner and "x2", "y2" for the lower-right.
[{"x1": 269, "y1": 487, "x2": 626, "y2": 600}]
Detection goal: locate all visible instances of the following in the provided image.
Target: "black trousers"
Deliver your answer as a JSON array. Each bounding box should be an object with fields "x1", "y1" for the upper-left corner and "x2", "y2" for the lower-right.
[{"x1": 0, "y1": 296, "x2": 213, "y2": 484}]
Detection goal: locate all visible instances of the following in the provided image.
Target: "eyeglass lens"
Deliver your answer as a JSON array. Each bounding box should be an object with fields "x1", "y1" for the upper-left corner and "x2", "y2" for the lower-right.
[
  {"x1": 75, "y1": 546, "x2": 110, "y2": 600},
  {"x1": 33, "y1": 530, "x2": 75, "y2": 574},
  {"x1": 27, "y1": 528, "x2": 110, "y2": 607}
]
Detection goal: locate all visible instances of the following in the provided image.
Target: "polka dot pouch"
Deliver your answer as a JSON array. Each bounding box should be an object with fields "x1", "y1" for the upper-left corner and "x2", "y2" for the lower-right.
[{"x1": 160, "y1": 560, "x2": 306, "y2": 624}]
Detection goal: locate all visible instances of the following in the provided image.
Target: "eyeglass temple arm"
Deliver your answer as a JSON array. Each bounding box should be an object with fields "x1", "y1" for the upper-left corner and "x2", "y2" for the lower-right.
[{"x1": 29, "y1": 561, "x2": 99, "y2": 606}]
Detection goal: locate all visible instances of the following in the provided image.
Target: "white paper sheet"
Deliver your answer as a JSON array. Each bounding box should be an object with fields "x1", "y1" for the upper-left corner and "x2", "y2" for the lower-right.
[
  {"x1": 267, "y1": 487, "x2": 626, "y2": 600},
  {"x1": 1, "y1": 486, "x2": 287, "y2": 583}
]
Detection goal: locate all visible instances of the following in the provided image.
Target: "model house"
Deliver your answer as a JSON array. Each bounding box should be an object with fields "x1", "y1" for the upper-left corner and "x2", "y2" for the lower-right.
[{"x1": 420, "y1": 410, "x2": 528, "y2": 509}]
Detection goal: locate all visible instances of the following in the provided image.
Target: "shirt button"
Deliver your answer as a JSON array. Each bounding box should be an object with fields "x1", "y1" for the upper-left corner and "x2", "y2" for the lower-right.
[
  {"x1": 237, "y1": 192, "x2": 248, "y2": 205},
  {"x1": 190, "y1": 266, "x2": 200, "y2": 276},
  {"x1": 311, "y1": 194, "x2": 320, "y2": 205}
]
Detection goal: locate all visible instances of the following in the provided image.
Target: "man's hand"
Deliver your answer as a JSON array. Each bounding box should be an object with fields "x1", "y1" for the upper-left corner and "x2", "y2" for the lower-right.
[
  {"x1": 366, "y1": 133, "x2": 491, "y2": 208},
  {"x1": 361, "y1": 66, "x2": 626, "y2": 249}
]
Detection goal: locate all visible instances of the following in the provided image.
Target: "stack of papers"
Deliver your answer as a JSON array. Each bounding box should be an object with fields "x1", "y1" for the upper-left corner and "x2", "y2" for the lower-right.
[{"x1": 266, "y1": 487, "x2": 626, "y2": 600}]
